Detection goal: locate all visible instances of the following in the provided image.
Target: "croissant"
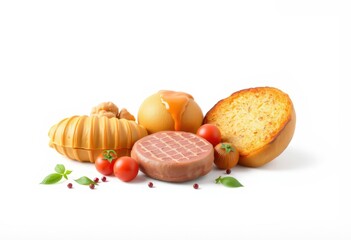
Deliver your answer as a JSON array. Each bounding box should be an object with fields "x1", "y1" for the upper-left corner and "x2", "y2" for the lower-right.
[{"x1": 48, "y1": 102, "x2": 148, "y2": 162}]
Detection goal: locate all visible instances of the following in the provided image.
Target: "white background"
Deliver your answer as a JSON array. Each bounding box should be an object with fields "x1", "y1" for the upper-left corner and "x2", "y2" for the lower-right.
[{"x1": 0, "y1": 1, "x2": 349, "y2": 239}]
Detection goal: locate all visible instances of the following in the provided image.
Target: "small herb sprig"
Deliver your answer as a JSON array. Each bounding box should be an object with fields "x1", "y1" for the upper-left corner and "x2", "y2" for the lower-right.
[
  {"x1": 40, "y1": 164, "x2": 97, "y2": 188},
  {"x1": 40, "y1": 164, "x2": 72, "y2": 184},
  {"x1": 215, "y1": 176, "x2": 243, "y2": 188},
  {"x1": 74, "y1": 176, "x2": 98, "y2": 186}
]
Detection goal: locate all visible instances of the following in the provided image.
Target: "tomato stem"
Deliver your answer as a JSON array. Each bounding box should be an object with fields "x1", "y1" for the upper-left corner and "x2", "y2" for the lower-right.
[
  {"x1": 215, "y1": 176, "x2": 222, "y2": 184},
  {"x1": 103, "y1": 150, "x2": 117, "y2": 163},
  {"x1": 221, "y1": 143, "x2": 235, "y2": 153}
]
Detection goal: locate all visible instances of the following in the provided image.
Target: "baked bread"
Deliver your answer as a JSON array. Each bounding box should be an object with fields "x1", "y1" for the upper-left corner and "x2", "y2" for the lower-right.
[
  {"x1": 204, "y1": 87, "x2": 296, "y2": 167},
  {"x1": 48, "y1": 102, "x2": 148, "y2": 162},
  {"x1": 138, "y1": 90, "x2": 203, "y2": 134}
]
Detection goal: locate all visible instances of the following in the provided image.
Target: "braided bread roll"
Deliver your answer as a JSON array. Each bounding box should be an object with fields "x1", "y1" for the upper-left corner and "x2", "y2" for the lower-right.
[{"x1": 48, "y1": 103, "x2": 148, "y2": 162}]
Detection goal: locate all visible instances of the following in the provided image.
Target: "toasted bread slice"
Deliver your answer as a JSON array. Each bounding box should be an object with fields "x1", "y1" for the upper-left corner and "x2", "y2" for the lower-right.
[{"x1": 204, "y1": 87, "x2": 296, "y2": 167}]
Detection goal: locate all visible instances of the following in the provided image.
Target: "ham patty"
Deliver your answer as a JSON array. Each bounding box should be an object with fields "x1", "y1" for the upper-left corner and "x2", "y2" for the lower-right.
[{"x1": 131, "y1": 131, "x2": 214, "y2": 182}]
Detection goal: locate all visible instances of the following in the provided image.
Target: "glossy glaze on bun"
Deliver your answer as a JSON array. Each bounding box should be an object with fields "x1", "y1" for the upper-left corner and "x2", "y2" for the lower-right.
[{"x1": 138, "y1": 91, "x2": 203, "y2": 134}]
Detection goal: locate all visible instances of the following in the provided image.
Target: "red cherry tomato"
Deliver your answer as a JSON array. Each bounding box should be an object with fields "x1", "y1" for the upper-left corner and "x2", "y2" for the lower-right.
[
  {"x1": 95, "y1": 150, "x2": 118, "y2": 176},
  {"x1": 113, "y1": 156, "x2": 139, "y2": 182},
  {"x1": 196, "y1": 124, "x2": 222, "y2": 147}
]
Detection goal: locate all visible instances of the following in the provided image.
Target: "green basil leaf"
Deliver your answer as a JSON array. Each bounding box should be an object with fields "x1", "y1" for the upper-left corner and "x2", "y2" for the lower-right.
[
  {"x1": 40, "y1": 173, "x2": 63, "y2": 184},
  {"x1": 65, "y1": 170, "x2": 72, "y2": 175},
  {"x1": 63, "y1": 174, "x2": 68, "y2": 180},
  {"x1": 74, "y1": 176, "x2": 96, "y2": 185},
  {"x1": 220, "y1": 176, "x2": 243, "y2": 188},
  {"x1": 54, "y1": 164, "x2": 65, "y2": 174}
]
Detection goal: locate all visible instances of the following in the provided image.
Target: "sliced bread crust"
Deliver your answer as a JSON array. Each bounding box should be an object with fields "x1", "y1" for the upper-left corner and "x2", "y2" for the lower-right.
[{"x1": 204, "y1": 87, "x2": 296, "y2": 167}]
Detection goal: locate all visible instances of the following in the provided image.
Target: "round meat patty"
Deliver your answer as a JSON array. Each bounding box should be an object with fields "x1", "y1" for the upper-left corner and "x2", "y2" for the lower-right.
[{"x1": 131, "y1": 131, "x2": 214, "y2": 182}]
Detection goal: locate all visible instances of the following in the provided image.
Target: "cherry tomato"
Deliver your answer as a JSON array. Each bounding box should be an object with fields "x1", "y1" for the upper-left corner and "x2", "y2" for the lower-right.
[
  {"x1": 196, "y1": 124, "x2": 222, "y2": 147},
  {"x1": 113, "y1": 156, "x2": 139, "y2": 182},
  {"x1": 95, "y1": 150, "x2": 118, "y2": 176}
]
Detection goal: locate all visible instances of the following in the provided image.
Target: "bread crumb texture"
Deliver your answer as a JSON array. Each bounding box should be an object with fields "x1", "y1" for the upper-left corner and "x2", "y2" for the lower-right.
[{"x1": 205, "y1": 87, "x2": 293, "y2": 156}]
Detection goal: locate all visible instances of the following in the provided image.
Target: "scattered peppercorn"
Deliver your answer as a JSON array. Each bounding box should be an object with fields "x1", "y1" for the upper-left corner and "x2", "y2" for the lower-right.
[
  {"x1": 148, "y1": 182, "x2": 153, "y2": 188},
  {"x1": 226, "y1": 169, "x2": 231, "y2": 174},
  {"x1": 101, "y1": 176, "x2": 107, "y2": 182},
  {"x1": 89, "y1": 183, "x2": 95, "y2": 189},
  {"x1": 193, "y1": 183, "x2": 199, "y2": 189},
  {"x1": 94, "y1": 177, "x2": 99, "y2": 183},
  {"x1": 67, "y1": 183, "x2": 73, "y2": 189}
]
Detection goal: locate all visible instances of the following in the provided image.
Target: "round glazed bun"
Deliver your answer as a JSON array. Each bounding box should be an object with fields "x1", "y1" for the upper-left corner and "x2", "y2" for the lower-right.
[
  {"x1": 138, "y1": 91, "x2": 203, "y2": 134},
  {"x1": 204, "y1": 87, "x2": 296, "y2": 167}
]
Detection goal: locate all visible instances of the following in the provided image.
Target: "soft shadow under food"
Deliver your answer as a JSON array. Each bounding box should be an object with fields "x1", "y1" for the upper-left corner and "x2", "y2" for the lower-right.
[
  {"x1": 132, "y1": 174, "x2": 148, "y2": 183},
  {"x1": 260, "y1": 147, "x2": 317, "y2": 171}
]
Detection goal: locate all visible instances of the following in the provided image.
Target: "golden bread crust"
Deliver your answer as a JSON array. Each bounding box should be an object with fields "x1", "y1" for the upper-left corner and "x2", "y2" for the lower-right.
[
  {"x1": 48, "y1": 116, "x2": 148, "y2": 162},
  {"x1": 204, "y1": 87, "x2": 295, "y2": 167},
  {"x1": 238, "y1": 107, "x2": 296, "y2": 167}
]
